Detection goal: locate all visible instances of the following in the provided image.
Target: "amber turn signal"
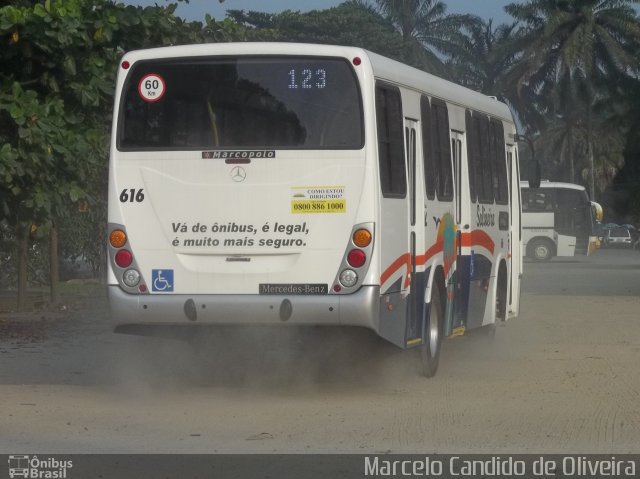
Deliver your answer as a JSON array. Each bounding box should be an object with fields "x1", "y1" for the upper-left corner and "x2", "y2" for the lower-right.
[
  {"x1": 352, "y1": 229, "x2": 372, "y2": 248},
  {"x1": 109, "y1": 229, "x2": 127, "y2": 248}
]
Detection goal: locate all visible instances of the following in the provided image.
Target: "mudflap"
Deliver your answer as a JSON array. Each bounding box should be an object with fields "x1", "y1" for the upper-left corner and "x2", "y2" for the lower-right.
[
  {"x1": 406, "y1": 270, "x2": 427, "y2": 349},
  {"x1": 445, "y1": 257, "x2": 471, "y2": 338},
  {"x1": 378, "y1": 278, "x2": 409, "y2": 349}
]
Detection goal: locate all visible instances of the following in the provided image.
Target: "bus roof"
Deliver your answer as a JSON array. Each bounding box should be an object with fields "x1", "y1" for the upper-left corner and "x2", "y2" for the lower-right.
[
  {"x1": 365, "y1": 50, "x2": 513, "y2": 123},
  {"x1": 520, "y1": 180, "x2": 587, "y2": 191},
  {"x1": 120, "y1": 42, "x2": 515, "y2": 125}
]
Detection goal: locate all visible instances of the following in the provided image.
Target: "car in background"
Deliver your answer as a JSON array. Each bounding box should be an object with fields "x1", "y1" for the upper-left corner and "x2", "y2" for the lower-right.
[{"x1": 602, "y1": 226, "x2": 633, "y2": 248}]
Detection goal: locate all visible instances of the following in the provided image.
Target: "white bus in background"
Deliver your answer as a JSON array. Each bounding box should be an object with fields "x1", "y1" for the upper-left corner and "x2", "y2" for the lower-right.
[
  {"x1": 107, "y1": 42, "x2": 529, "y2": 377},
  {"x1": 520, "y1": 181, "x2": 599, "y2": 261}
]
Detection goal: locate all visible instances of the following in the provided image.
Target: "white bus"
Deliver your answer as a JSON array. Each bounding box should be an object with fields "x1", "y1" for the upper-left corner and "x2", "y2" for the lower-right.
[
  {"x1": 520, "y1": 181, "x2": 599, "y2": 261},
  {"x1": 107, "y1": 43, "x2": 527, "y2": 377}
]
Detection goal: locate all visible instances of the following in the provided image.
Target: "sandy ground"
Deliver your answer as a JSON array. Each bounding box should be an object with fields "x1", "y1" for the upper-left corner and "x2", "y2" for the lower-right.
[{"x1": 1, "y1": 250, "x2": 639, "y2": 454}]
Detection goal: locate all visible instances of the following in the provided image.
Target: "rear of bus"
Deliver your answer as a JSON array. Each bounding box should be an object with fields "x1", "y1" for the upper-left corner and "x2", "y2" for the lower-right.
[{"x1": 107, "y1": 43, "x2": 379, "y2": 332}]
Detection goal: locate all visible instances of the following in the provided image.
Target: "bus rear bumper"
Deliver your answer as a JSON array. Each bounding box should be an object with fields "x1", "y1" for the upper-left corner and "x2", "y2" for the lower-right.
[{"x1": 108, "y1": 285, "x2": 380, "y2": 332}]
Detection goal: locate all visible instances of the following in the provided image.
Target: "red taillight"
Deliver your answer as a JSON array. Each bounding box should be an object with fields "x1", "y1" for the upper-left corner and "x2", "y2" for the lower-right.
[
  {"x1": 353, "y1": 56, "x2": 361, "y2": 66},
  {"x1": 347, "y1": 249, "x2": 366, "y2": 268},
  {"x1": 121, "y1": 60, "x2": 130, "y2": 69},
  {"x1": 115, "y1": 250, "x2": 133, "y2": 268}
]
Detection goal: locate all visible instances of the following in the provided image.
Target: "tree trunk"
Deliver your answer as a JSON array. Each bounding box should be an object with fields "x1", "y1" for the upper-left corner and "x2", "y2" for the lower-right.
[
  {"x1": 586, "y1": 83, "x2": 595, "y2": 200},
  {"x1": 49, "y1": 224, "x2": 60, "y2": 306},
  {"x1": 568, "y1": 127, "x2": 574, "y2": 183},
  {"x1": 16, "y1": 223, "x2": 29, "y2": 312}
]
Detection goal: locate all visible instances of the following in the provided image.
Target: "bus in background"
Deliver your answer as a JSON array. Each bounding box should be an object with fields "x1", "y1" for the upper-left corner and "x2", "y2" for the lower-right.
[
  {"x1": 520, "y1": 180, "x2": 599, "y2": 261},
  {"x1": 107, "y1": 43, "x2": 528, "y2": 377}
]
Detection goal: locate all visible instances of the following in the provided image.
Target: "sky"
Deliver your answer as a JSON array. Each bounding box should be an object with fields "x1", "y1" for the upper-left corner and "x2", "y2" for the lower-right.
[{"x1": 124, "y1": 0, "x2": 513, "y2": 24}]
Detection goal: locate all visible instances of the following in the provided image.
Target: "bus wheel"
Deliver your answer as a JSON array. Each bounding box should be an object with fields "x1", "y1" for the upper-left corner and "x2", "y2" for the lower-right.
[
  {"x1": 495, "y1": 266, "x2": 507, "y2": 323},
  {"x1": 529, "y1": 238, "x2": 554, "y2": 261},
  {"x1": 420, "y1": 286, "x2": 443, "y2": 378}
]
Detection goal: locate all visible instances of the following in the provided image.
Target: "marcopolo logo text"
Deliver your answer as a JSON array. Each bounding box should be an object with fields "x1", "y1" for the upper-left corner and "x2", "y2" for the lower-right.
[{"x1": 202, "y1": 150, "x2": 275, "y2": 159}]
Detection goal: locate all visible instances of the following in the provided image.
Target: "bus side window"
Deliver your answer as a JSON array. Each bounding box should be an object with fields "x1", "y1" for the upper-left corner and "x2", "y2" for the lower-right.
[
  {"x1": 431, "y1": 98, "x2": 453, "y2": 201},
  {"x1": 466, "y1": 110, "x2": 477, "y2": 202},
  {"x1": 525, "y1": 190, "x2": 554, "y2": 212},
  {"x1": 492, "y1": 120, "x2": 509, "y2": 204},
  {"x1": 467, "y1": 111, "x2": 494, "y2": 204},
  {"x1": 376, "y1": 83, "x2": 406, "y2": 198},
  {"x1": 467, "y1": 110, "x2": 494, "y2": 203},
  {"x1": 420, "y1": 96, "x2": 436, "y2": 200},
  {"x1": 477, "y1": 115, "x2": 493, "y2": 203}
]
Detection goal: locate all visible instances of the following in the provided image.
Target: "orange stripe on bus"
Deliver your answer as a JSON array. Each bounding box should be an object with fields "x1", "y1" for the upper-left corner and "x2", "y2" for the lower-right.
[
  {"x1": 379, "y1": 230, "x2": 496, "y2": 288},
  {"x1": 460, "y1": 230, "x2": 495, "y2": 254},
  {"x1": 380, "y1": 253, "x2": 411, "y2": 287}
]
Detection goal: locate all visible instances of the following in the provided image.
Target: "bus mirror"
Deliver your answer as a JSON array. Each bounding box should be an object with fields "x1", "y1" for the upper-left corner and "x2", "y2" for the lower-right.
[
  {"x1": 515, "y1": 134, "x2": 540, "y2": 188},
  {"x1": 528, "y1": 161, "x2": 541, "y2": 188},
  {"x1": 591, "y1": 201, "x2": 603, "y2": 222}
]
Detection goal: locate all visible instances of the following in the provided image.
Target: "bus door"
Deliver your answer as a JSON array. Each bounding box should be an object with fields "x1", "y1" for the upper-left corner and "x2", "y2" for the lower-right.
[
  {"x1": 405, "y1": 118, "x2": 424, "y2": 348},
  {"x1": 507, "y1": 145, "x2": 521, "y2": 318},
  {"x1": 376, "y1": 85, "x2": 412, "y2": 349},
  {"x1": 379, "y1": 117, "x2": 418, "y2": 349},
  {"x1": 449, "y1": 131, "x2": 467, "y2": 334}
]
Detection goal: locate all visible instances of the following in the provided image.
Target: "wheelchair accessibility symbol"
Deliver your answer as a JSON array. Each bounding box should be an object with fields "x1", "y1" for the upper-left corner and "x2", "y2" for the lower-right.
[{"x1": 152, "y1": 269, "x2": 174, "y2": 292}]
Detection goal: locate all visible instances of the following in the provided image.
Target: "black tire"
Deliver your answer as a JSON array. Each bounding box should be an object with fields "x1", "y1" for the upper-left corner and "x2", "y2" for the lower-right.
[
  {"x1": 495, "y1": 266, "x2": 507, "y2": 324},
  {"x1": 528, "y1": 238, "x2": 554, "y2": 261},
  {"x1": 420, "y1": 284, "x2": 443, "y2": 377}
]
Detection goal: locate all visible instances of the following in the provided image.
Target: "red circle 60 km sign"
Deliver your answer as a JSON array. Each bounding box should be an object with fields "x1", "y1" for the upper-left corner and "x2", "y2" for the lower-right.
[{"x1": 138, "y1": 73, "x2": 166, "y2": 102}]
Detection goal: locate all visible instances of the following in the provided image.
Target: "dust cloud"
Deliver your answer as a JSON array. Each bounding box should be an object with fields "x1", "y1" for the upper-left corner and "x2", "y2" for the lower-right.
[{"x1": 104, "y1": 324, "x2": 417, "y2": 395}]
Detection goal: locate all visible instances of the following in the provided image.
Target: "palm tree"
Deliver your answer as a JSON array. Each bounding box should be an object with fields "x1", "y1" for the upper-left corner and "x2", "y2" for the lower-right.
[
  {"x1": 535, "y1": 102, "x2": 626, "y2": 188},
  {"x1": 446, "y1": 18, "x2": 521, "y2": 97},
  {"x1": 504, "y1": 0, "x2": 640, "y2": 199},
  {"x1": 361, "y1": 0, "x2": 475, "y2": 76}
]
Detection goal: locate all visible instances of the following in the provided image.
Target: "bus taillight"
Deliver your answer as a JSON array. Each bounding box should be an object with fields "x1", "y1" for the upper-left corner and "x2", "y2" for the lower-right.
[
  {"x1": 353, "y1": 228, "x2": 372, "y2": 247},
  {"x1": 123, "y1": 269, "x2": 141, "y2": 287},
  {"x1": 108, "y1": 223, "x2": 149, "y2": 294},
  {"x1": 110, "y1": 229, "x2": 127, "y2": 248},
  {"x1": 115, "y1": 249, "x2": 133, "y2": 268},
  {"x1": 333, "y1": 223, "x2": 374, "y2": 293},
  {"x1": 339, "y1": 269, "x2": 358, "y2": 287},
  {"x1": 347, "y1": 249, "x2": 366, "y2": 268}
]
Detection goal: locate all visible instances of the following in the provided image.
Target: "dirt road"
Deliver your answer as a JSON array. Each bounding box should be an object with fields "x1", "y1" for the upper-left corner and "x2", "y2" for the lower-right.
[{"x1": 1, "y1": 250, "x2": 639, "y2": 454}]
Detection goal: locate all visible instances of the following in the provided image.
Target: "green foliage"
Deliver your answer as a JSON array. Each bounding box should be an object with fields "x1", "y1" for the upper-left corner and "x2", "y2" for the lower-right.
[
  {"x1": 504, "y1": 0, "x2": 640, "y2": 198},
  {"x1": 363, "y1": 0, "x2": 477, "y2": 75},
  {"x1": 227, "y1": 2, "x2": 406, "y2": 61},
  {"x1": 0, "y1": 0, "x2": 249, "y2": 288},
  {"x1": 446, "y1": 19, "x2": 521, "y2": 98}
]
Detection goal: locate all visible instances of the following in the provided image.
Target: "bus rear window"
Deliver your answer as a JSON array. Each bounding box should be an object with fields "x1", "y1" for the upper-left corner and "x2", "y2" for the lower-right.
[{"x1": 117, "y1": 56, "x2": 363, "y2": 150}]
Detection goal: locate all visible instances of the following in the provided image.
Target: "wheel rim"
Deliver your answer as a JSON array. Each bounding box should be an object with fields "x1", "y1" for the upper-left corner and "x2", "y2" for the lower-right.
[
  {"x1": 427, "y1": 299, "x2": 439, "y2": 357},
  {"x1": 534, "y1": 244, "x2": 549, "y2": 260}
]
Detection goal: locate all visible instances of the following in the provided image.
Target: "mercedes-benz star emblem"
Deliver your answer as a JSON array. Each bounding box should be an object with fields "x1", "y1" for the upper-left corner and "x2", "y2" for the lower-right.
[{"x1": 230, "y1": 166, "x2": 247, "y2": 182}]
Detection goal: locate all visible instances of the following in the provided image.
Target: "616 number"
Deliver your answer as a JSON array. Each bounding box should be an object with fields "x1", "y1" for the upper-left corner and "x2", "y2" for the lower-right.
[{"x1": 120, "y1": 188, "x2": 145, "y2": 203}]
